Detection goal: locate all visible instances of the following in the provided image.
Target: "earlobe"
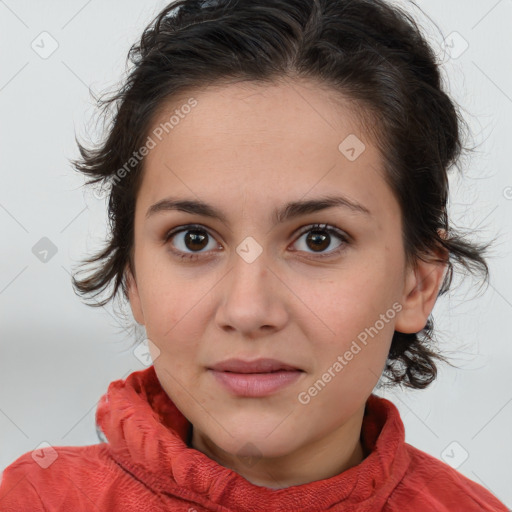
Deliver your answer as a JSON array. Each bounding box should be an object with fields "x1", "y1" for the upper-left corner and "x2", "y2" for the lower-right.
[
  {"x1": 125, "y1": 264, "x2": 145, "y2": 326},
  {"x1": 394, "y1": 252, "x2": 448, "y2": 334}
]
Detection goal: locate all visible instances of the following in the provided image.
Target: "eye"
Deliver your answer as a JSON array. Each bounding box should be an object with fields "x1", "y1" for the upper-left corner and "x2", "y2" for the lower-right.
[
  {"x1": 291, "y1": 223, "x2": 349, "y2": 258},
  {"x1": 164, "y1": 224, "x2": 221, "y2": 261},
  {"x1": 164, "y1": 222, "x2": 350, "y2": 262}
]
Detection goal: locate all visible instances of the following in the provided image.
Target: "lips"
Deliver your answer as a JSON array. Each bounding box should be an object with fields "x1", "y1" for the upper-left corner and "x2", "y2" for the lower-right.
[
  {"x1": 208, "y1": 358, "x2": 302, "y2": 374},
  {"x1": 208, "y1": 358, "x2": 304, "y2": 397}
]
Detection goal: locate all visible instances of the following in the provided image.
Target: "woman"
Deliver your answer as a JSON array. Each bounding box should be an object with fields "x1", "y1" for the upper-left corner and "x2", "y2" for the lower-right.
[{"x1": 0, "y1": 0, "x2": 507, "y2": 510}]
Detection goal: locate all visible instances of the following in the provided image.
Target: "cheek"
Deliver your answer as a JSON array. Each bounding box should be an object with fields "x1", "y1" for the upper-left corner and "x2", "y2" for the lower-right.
[
  {"x1": 301, "y1": 263, "x2": 394, "y2": 337},
  {"x1": 299, "y1": 263, "x2": 397, "y2": 378},
  {"x1": 138, "y1": 270, "x2": 202, "y2": 346}
]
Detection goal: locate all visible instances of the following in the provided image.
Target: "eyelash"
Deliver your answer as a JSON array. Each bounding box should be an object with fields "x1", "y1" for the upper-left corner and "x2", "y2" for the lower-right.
[{"x1": 163, "y1": 223, "x2": 350, "y2": 262}]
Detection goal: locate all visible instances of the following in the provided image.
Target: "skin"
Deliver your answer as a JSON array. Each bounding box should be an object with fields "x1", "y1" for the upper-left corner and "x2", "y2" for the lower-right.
[{"x1": 126, "y1": 78, "x2": 447, "y2": 489}]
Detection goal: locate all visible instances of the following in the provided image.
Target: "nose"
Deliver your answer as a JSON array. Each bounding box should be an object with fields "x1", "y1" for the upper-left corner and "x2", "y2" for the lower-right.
[{"x1": 215, "y1": 246, "x2": 289, "y2": 338}]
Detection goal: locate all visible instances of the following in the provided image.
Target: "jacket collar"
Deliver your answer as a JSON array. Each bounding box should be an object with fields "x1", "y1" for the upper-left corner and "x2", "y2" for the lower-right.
[{"x1": 96, "y1": 365, "x2": 410, "y2": 511}]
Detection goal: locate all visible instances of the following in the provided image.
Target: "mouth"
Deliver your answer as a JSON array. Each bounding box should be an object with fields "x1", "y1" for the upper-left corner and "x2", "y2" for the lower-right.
[
  {"x1": 207, "y1": 358, "x2": 304, "y2": 397},
  {"x1": 208, "y1": 357, "x2": 303, "y2": 374}
]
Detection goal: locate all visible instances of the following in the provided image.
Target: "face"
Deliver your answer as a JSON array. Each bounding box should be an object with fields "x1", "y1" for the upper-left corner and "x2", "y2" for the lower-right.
[{"x1": 126, "y1": 78, "x2": 444, "y2": 479}]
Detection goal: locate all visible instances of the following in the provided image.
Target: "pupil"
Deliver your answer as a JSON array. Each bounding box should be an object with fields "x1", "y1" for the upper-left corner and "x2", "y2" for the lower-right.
[
  {"x1": 185, "y1": 229, "x2": 208, "y2": 251},
  {"x1": 307, "y1": 230, "x2": 329, "y2": 251}
]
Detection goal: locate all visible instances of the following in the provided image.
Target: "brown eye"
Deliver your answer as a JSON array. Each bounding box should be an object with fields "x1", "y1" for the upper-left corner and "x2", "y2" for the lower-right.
[
  {"x1": 165, "y1": 225, "x2": 219, "y2": 258},
  {"x1": 292, "y1": 224, "x2": 349, "y2": 257},
  {"x1": 306, "y1": 230, "x2": 330, "y2": 252},
  {"x1": 184, "y1": 229, "x2": 209, "y2": 251}
]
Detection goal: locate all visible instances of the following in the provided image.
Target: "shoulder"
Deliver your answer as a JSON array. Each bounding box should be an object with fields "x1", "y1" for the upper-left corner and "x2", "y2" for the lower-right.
[
  {"x1": 385, "y1": 442, "x2": 508, "y2": 511},
  {"x1": 0, "y1": 443, "x2": 119, "y2": 511}
]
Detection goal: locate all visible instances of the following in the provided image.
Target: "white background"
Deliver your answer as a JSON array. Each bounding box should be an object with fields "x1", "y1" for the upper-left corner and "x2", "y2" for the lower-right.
[{"x1": 0, "y1": 0, "x2": 511, "y2": 507}]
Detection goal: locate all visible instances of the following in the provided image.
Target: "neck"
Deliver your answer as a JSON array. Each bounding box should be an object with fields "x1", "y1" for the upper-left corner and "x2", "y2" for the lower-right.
[{"x1": 190, "y1": 404, "x2": 367, "y2": 489}]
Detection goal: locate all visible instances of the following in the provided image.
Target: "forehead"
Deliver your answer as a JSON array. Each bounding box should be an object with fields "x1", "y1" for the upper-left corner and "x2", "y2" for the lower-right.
[
  {"x1": 148, "y1": 78, "x2": 368, "y2": 149},
  {"x1": 138, "y1": 79, "x2": 397, "y2": 224}
]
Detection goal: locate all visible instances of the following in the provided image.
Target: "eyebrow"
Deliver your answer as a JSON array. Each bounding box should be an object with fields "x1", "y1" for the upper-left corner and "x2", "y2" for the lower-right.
[{"x1": 145, "y1": 194, "x2": 372, "y2": 224}]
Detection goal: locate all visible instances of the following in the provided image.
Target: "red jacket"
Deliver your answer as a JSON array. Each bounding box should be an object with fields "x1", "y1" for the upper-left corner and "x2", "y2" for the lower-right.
[{"x1": 0, "y1": 366, "x2": 508, "y2": 511}]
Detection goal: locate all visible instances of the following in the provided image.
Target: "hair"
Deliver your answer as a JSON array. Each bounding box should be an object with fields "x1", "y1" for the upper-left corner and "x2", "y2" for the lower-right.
[{"x1": 70, "y1": 0, "x2": 493, "y2": 390}]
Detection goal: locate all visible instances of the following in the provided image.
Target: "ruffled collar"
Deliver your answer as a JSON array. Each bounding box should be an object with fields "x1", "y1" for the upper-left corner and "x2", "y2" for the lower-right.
[{"x1": 96, "y1": 365, "x2": 411, "y2": 511}]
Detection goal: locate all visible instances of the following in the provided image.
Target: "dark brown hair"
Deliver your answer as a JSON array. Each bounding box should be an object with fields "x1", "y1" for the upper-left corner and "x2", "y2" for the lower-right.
[{"x1": 71, "y1": 0, "x2": 492, "y2": 390}]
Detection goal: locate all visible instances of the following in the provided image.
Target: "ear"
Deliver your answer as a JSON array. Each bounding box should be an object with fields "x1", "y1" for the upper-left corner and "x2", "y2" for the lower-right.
[
  {"x1": 394, "y1": 231, "x2": 448, "y2": 334},
  {"x1": 125, "y1": 263, "x2": 145, "y2": 326}
]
